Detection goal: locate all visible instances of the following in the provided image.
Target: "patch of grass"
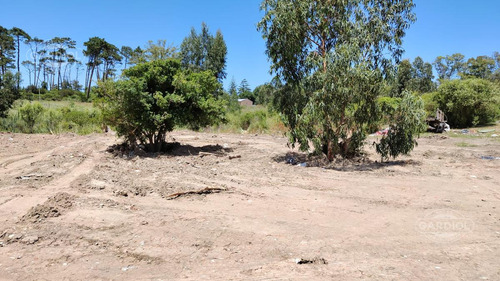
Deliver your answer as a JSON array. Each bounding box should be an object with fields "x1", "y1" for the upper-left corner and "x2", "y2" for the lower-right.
[
  {"x1": 210, "y1": 105, "x2": 287, "y2": 135},
  {"x1": 455, "y1": 141, "x2": 477, "y2": 147},
  {"x1": 0, "y1": 100, "x2": 102, "y2": 135}
]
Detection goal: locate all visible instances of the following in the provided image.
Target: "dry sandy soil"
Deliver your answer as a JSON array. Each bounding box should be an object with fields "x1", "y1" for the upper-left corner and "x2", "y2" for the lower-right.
[{"x1": 0, "y1": 129, "x2": 499, "y2": 280}]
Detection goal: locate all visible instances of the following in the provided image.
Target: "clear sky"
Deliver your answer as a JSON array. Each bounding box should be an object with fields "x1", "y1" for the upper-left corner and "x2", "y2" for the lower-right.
[{"x1": 2, "y1": 0, "x2": 500, "y2": 90}]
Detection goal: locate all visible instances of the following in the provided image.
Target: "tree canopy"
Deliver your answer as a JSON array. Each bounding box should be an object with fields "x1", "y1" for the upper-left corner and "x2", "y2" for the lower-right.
[
  {"x1": 97, "y1": 59, "x2": 226, "y2": 152},
  {"x1": 180, "y1": 22, "x2": 227, "y2": 81},
  {"x1": 258, "y1": 0, "x2": 422, "y2": 160}
]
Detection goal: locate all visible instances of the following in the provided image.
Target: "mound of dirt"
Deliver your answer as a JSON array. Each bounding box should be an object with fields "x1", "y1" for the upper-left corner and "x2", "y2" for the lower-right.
[{"x1": 21, "y1": 192, "x2": 75, "y2": 223}]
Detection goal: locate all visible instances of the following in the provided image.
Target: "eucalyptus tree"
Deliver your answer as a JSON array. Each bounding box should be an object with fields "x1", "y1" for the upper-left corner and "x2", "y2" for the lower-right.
[
  {"x1": 180, "y1": 23, "x2": 227, "y2": 81},
  {"x1": 144, "y1": 40, "x2": 176, "y2": 61},
  {"x1": 433, "y1": 53, "x2": 465, "y2": 80},
  {"x1": 10, "y1": 27, "x2": 31, "y2": 88},
  {"x1": 411, "y1": 57, "x2": 434, "y2": 93},
  {"x1": 258, "y1": 0, "x2": 424, "y2": 160},
  {"x1": 463, "y1": 55, "x2": 496, "y2": 79}
]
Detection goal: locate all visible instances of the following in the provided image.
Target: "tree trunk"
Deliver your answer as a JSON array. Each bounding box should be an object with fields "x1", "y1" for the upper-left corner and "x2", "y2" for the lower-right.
[
  {"x1": 16, "y1": 37, "x2": 20, "y2": 88},
  {"x1": 86, "y1": 65, "x2": 95, "y2": 100}
]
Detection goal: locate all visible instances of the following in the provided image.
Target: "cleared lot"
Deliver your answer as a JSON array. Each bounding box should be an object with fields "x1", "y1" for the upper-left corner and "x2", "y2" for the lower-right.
[{"x1": 0, "y1": 130, "x2": 499, "y2": 280}]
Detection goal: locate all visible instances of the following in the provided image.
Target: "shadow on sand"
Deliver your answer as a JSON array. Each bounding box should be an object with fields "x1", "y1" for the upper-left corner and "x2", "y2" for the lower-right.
[{"x1": 272, "y1": 151, "x2": 421, "y2": 172}]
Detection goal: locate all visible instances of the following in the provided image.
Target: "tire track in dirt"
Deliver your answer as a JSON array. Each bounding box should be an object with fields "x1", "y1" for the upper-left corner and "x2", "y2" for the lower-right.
[
  {"x1": 0, "y1": 135, "x2": 114, "y2": 225},
  {"x1": 0, "y1": 136, "x2": 96, "y2": 176}
]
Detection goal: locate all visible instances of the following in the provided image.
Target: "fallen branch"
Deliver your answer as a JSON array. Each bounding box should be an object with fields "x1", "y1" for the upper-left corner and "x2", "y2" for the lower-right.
[
  {"x1": 165, "y1": 187, "x2": 226, "y2": 200},
  {"x1": 199, "y1": 152, "x2": 214, "y2": 158}
]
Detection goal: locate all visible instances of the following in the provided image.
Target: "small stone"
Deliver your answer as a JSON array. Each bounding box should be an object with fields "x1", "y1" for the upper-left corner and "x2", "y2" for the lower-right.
[{"x1": 21, "y1": 235, "x2": 39, "y2": 244}]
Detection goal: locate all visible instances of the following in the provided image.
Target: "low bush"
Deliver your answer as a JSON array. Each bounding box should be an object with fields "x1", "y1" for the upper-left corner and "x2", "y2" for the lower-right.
[
  {"x1": 434, "y1": 78, "x2": 499, "y2": 127},
  {"x1": 0, "y1": 101, "x2": 102, "y2": 135},
  {"x1": 213, "y1": 106, "x2": 286, "y2": 134},
  {"x1": 19, "y1": 102, "x2": 45, "y2": 133}
]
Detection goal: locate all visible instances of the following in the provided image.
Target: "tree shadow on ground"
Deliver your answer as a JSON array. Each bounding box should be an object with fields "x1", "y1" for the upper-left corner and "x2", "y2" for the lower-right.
[
  {"x1": 272, "y1": 151, "x2": 421, "y2": 172},
  {"x1": 106, "y1": 142, "x2": 233, "y2": 159}
]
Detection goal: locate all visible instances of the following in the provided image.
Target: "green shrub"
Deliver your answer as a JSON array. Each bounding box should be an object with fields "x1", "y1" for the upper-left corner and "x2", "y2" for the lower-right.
[
  {"x1": 375, "y1": 91, "x2": 427, "y2": 160},
  {"x1": 19, "y1": 102, "x2": 45, "y2": 133},
  {"x1": 96, "y1": 59, "x2": 226, "y2": 152},
  {"x1": 434, "y1": 79, "x2": 499, "y2": 127},
  {"x1": 0, "y1": 72, "x2": 20, "y2": 118},
  {"x1": 1, "y1": 100, "x2": 102, "y2": 135},
  {"x1": 421, "y1": 92, "x2": 438, "y2": 116},
  {"x1": 44, "y1": 109, "x2": 63, "y2": 134},
  {"x1": 239, "y1": 110, "x2": 269, "y2": 132}
]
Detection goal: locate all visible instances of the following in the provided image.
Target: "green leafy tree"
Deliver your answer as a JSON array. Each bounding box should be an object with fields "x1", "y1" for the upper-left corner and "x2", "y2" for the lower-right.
[
  {"x1": 0, "y1": 25, "x2": 15, "y2": 79},
  {"x1": 120, "y1": 46, "x2": 133, "y2": 70},
  {"x1": 96, "y1": 59, "x2": 226, "y2": 152},
  {"x1": 238, "y1": 79, "x2": 255, "y2": 102},
  {"x1": 412, "y1": 57, "x2": 434, "y2": 93},
  {"x1": 19, "y1": 101, "x2": 45, "y2": 133},
  {"x1": 25, "y1": 37, "x2": 44, "y2": 88},
  {"x1": 258, "y1": 0, "x2": 418, "y2": 160},
  {"x1": 492, "y1": 52, "x2": 500, "y2": 82},
  {"x1": 83, "y1": 37, "x2": 121, "y2": 99},
  {"x1": 47, "y1": 37, "x2": 76, "y2": 89},
  {"x1": 144, "y1": 40, "x2": 177, "y2": 61},
  {"x1": 462, "y1": 55, "x2": 496, "y2": 79},
  {"x1": 433, "y1": 53, "x2": 465, "y2": 80},
  {"x1": 83, "y1": 37, "x2": 105, "y2": 98},
  {"x1": 225, "y1": 78, "x2": 240, "y2": 111},
  {"x1": 0, "y1": 71, "x2": 19, "y2": 117},
  {"x1": 180, "y1": 23, "x2": 227, "y2": 81},
  {"x1": 254, "y1": 83, "x2": 275, "y2": 105},
  {"x1": 434, "y1": 78, "x2": 499, "y2": 127},
  {"x1": 392, "y1": 60, "x2": 414, "y2": 97},
  {"x1": 129, "y1": 46, "x2": 146, "y2": 65},
  {"x1": 375, "y1": 91, "x2": 426, "y2": 160},
  {"x1": 100, "y1": 42, "x2": 122, "y2": 80}
]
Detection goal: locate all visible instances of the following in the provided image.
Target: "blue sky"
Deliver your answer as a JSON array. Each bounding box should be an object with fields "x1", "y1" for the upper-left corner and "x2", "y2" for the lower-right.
[{"x1": 2, "y1": 0, "x2": 500, "y2": 90}]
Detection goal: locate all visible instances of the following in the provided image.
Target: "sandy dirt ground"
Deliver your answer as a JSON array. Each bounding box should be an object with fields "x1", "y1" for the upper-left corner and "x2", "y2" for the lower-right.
[{"x1": 0, "y1": 130, "x2": 499, "y2": 280}]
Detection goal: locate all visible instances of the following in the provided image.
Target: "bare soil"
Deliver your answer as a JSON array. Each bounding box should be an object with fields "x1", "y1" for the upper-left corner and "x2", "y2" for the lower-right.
[{"x1": 0, "y1": 130, "x2": 499, "y2": 280}]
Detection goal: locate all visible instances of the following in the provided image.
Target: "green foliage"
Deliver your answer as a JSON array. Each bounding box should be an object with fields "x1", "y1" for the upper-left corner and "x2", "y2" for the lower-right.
[
  {"x1": 96, "y1": 59, "x2": 226, "y2": 152},
  {"x1": 258, "y1": 0, "x2": 417, "y2": 160},
  {"x1": 224, "y1": 78, "x2": 240, "y2": 112},
  {"x1": 83, "y1": 37, "x2": 122, "y2": 98},
  {"x1": 143, "y1": 40, "x2": 177, "y2": 61},
  {"x1": 238, "y1": 79, "x2": 255, "y2": 102},
  {"x1": 253, "y1": 83, "x2": 275, "y2": 105},
  {"x1": 0, "y1": 26, "x2": 15, "y2": 75},
  {"x1": 180, "y1": 23, "x2": 227, "y2": 81},
  {"x1": 375, "y1": 91, "x2": 427, "y2": 160},
  {"x1": 19, "y1": 101, "x2": 45, "y2": 133},
  {"x1": 212, "y1": 106, "x2": 285, "y2": 134},
  {"x1": 462, "y1": 56, "x2": 496, "y2": 79},
  {"x1": 0, "y1": 71, "x2": 20, "y2": 117},
  {"x1": 420, "y1": 92, "x2": 438, "y2": 116},
  {"x1": 1, "y1": 100, "x2": 102, "y2": 134},
  {"x1": 20, "y1": 88, "x2": 85, "y2": 102},
  {"x1": 434, "y1": 78, "x2": 499, "y2": 127},
  {"x1": 392, "y1": 57, "x2": 434, "y2": 96},
  {"x1": 433, "y1": 53, "x2": 465, "y2": 80}
]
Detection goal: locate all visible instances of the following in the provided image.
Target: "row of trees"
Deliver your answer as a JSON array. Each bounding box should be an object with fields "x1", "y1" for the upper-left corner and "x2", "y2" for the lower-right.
[{"x1": 0, "y1": 23, "x2": 227, "y2": 96}]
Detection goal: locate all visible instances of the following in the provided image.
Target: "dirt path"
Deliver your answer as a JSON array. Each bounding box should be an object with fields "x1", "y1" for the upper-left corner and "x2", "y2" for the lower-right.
[{"x1": 0, "y1": 131, "x2": 498, "y2": 280}]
